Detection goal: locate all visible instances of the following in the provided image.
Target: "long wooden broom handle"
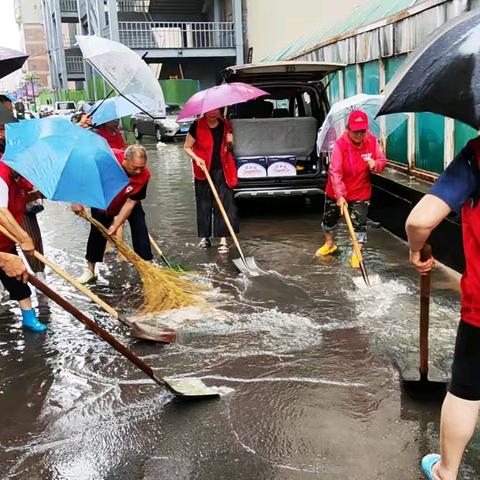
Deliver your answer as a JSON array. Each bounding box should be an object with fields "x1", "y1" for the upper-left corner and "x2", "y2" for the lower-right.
[
  {"x1": 419, "y1": 243, "x2": 432, "y2": 377},
  {"x1": 0, "y1": 223, "x2": 119, "y2": 319},
  {"x1": 200, "y1": 165, "x2": 247, "y2": 264},
  {"x1": 343, "y1": 207, "x2": 364, "y2": 262}
]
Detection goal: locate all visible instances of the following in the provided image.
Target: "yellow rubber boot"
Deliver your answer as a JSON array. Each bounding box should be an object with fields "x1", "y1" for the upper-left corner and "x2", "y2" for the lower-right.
[
  {"x1": 349, "y1": 253, "x2": 360, "y2": 269},
  {"x1": 315, "y1": 243, "x2": 338, "y2": 257}
]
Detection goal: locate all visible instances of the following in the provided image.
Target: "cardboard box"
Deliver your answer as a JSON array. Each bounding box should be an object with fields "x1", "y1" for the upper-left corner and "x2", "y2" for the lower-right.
[
  {"x1": 236, "y1": 156, "x2": 267, "y2": 178},
  {"x1": 266, "y1": 156, "x2": 297, "y2": 177}
]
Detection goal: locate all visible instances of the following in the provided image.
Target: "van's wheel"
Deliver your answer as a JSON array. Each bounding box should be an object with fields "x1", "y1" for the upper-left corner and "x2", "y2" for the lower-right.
[
  {"x1": 133, "y1": 125, "x2": 142, "y2": 139},
  {"x1": 155, "y1": 127, "x2": 164, "y2": 142}
]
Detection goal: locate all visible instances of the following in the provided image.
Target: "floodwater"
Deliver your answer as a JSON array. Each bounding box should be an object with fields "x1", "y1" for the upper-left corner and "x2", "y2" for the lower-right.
[{"x1": 0, "y1": 141, "x2": 478, "y2": 480}]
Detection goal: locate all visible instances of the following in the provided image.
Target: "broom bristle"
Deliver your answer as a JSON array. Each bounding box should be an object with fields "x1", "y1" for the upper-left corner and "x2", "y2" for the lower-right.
[{"x1": 81, "y1": 212, "x2": 201, "y2": 313}]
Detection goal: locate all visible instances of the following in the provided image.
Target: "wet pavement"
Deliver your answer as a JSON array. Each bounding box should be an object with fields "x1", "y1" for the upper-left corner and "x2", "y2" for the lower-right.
[{"x1": 0, "y1": 141, "x2": 478, "y2": 479}]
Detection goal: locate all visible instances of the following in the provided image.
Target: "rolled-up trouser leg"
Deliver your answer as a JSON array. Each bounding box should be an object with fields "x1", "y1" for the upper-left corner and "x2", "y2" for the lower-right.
[
  {"x1": 21, "y1": 213, "x2": 44, "y2": 273},
  {"x1": 85, "y1": 208, "x2": 114, "y2": 263},
  {"x1": 322, "y1": 196, "x2": 341, "y2": 236},
  {"x1": 128, "y1": 202, "x2": 153, "y2": 261},
  {"x1": 349, "y1": 201, "x2": 369, "y2": 244},
  {"x1": 0, "y1": 248, "x2": 31, "y2": 300}
]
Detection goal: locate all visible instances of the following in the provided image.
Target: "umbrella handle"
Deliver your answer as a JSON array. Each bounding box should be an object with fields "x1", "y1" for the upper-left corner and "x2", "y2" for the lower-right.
[{"x1": 87, "y1": 89, "x2": 115, "y2": 118}]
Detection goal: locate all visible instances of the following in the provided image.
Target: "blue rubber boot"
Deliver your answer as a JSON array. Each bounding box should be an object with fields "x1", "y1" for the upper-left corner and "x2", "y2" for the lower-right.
[
  {"x1": 21, "y1": 309, "x2": 47, "y2": 333},
  {"x1": 422, "y1": 454, "x2": 441, "y2": 480}
]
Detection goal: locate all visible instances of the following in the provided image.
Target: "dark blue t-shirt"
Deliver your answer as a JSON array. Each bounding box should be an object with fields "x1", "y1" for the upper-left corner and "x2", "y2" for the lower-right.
[{"x1": 428, "y1": 146, "x2": 479, "y2": 213}]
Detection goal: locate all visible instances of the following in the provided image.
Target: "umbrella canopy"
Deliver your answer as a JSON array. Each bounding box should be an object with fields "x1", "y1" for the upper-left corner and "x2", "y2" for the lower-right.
[
  {"x1": 317, "y1": 94, "x2": 407, "y2": 153},
  {"x1": 378, "y1": 9, "x2": 480, "y2": 128},
  {"x1": 87, "y1": 96, "x2": 142, "y2": 126},
  {"x1": 76, "y1": 35, "x2": 166, "y2": 118},
  {"x1": 0, "y1": 47, "x2": 28, "y2": 80},
  {"x1": 177, "y1": 82, "x2": 269, "y2": 120},
  {"x1": 2, "y1": 117, "x2": 128, "y2": 209}
]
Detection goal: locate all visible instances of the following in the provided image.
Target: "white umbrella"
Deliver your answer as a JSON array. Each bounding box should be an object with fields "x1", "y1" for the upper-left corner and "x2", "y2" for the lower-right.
[
  {"x1": 76, "y1": 35, "x2": 166, "y2": 118},
  {"x1": 317, "y1": 94, "x2": 408, "y2": 153}
]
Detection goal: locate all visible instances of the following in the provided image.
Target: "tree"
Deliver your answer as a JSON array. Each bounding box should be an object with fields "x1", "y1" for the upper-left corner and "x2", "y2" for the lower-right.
[{"x1": 22, "y1": 72, "x2": 41, "y2": 112}]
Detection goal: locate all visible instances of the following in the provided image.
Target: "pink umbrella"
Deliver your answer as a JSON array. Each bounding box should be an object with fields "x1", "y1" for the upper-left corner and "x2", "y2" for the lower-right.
[{"x1": 177, "y1": 82, "x2": 269, "y2": 120}]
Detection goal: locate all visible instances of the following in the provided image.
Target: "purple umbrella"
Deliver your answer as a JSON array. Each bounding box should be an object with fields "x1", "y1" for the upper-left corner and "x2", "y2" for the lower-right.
[
  {"x1": 177, "y1": 82, "x2": 269, "y2": 120},
  {"x1": 0, "y1": 47, "x2": 29, "y2": 80}
]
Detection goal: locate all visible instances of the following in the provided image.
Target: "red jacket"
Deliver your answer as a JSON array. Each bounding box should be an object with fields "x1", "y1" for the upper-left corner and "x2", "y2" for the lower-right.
[
  {"x1": 460, "y1": 138, "x2": 480, "y2": 327},
  {"x1": 104, "y1": 149, "x2": 150, "y2": 216},
  {"x1": 0, "y1": 161, "x2": 32, "y2": 252},
  {"x1": 96, "y1": 126, "x2": 126, "y2": 150},
  {"x1": 191, "y1": 117, "x2": 238, "y2": 189},
  {"x1": 326, "y1": 131, "x2": 386, "y2": 201}
]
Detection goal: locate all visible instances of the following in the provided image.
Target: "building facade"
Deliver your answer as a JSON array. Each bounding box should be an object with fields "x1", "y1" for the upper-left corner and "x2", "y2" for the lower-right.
[
  {"x1": 42, "y1": 0, "x2": 244, "y2": 99},
  {"x1": 14, "y1": 0, "x2": 50, "y2": 87}
]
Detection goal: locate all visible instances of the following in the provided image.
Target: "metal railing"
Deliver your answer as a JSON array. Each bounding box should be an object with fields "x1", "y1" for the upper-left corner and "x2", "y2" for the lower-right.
[
  {"x1": 117, "y1": 0, "x2": 150, "y2": 12},
  {"x1": 118, "y1": 21, "x2": 235, "y2": 49},
  {"x1": 60, "y1": 0, "x2": 78, "y2": 13},
  {"x1": 66, "y1": 56, "x2": 84, "y2": 75}
]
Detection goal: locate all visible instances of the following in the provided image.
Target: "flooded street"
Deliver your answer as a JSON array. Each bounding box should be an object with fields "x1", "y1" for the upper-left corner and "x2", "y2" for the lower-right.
[{"x1": 0, "y1": 141, "x2": 478, "y2": 480}]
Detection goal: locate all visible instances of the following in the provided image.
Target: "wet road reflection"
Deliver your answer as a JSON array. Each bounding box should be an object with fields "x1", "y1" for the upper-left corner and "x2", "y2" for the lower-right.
[{"x1": 0, "y1": 141, "x2": 478, "y2": 479}]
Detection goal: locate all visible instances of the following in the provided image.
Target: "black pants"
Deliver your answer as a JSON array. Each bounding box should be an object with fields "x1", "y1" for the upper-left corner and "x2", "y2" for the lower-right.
[
  {"x1": 86, "y1": 203, "x2": 153, "y2": 263},
  {"x1": 0, "y1": 249, "x2": 31, "y2": 301},
  {"x1": 450, "y1": 320, "x2": 480, "y2": 401},
  {"x1": 194, "y1": 169, "x2": 239, "y2": 238}
]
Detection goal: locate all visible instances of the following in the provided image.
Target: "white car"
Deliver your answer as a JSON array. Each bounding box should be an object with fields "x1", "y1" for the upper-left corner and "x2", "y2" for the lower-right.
[{"x1": 54, "y1": 101, "x2": 76, "y2": 118}]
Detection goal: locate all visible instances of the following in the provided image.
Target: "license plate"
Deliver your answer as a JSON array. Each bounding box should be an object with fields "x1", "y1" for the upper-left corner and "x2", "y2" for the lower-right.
[{"x1": 180, "y1": 126, "x2": 189, "y2": 132}]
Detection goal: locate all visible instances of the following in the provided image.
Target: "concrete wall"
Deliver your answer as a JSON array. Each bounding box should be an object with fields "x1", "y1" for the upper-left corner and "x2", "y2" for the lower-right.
[{"x1": 244, "y1": 0, "x2": 360, "y2": 62}]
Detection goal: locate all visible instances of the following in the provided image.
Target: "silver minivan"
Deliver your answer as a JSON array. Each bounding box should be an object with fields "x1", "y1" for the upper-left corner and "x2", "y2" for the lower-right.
[{"x1": 223, "y1": 61, "x2": 344, "y2": 199}]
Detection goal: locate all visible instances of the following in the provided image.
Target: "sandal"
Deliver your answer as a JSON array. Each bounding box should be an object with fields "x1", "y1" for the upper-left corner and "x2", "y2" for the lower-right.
[
  {"x1": 217, "y1": 244, "x2": 229, "y2": 254},
  {"x1": 421, "y1": 454, "x2": 441, "y2": 480},
  {"x1": 198, "y1": 238, "x2": 211, "y2": 248}
]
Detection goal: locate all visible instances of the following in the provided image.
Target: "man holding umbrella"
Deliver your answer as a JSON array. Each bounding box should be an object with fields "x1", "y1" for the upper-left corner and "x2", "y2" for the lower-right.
[{"x1": 73, "y1": 145, "x2": 153, "y2": 284}]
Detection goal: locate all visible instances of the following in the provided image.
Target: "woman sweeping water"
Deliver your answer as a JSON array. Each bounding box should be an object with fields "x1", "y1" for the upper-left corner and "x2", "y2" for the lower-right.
[{"x1": 184, "y1": 108, "x2": 239, "y2": 254}]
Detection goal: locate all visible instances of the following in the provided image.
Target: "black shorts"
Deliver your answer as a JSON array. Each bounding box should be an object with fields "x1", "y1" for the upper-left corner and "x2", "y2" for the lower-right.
[
  {"x1": 450, "y1": 319, "x2": 480, "y2": 401},
  {"x1": 0, "y1": 249, "x2": 31, "y2": 301}
]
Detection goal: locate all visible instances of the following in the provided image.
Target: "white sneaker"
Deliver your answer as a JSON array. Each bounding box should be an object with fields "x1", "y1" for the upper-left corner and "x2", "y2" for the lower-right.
[{"x1": 77, "y1": 270, "x2": 97, "y2": 285}]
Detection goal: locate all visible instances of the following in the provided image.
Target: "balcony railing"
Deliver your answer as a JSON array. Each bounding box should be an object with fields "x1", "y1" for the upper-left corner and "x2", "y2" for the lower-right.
[
  {"x1": 117, "y1": 0, "x2": 150, "y2": 13},
  {"x1": 60, "y1": 0, "x2": 78, "y2": 13},
  {"x1": 66, "y1": 56, "x2": 84, "y2": 75},
  {"x1": 118, "y1": 22, "x2": 235, "y2": 50}
]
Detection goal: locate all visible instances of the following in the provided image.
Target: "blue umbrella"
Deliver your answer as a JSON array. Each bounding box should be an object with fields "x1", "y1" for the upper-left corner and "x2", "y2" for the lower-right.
[
  {"x1": 87, "y1": 96, "x2": 142, "y2": 126},
  {"x1": 3, "y1": 117, "x2": 129, "y2": 209}
]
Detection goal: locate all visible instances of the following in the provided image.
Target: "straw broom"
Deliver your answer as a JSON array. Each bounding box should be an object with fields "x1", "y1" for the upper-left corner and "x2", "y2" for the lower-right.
[{"x1": 80, "y1": 211, "x2": 202, "y2": 313}]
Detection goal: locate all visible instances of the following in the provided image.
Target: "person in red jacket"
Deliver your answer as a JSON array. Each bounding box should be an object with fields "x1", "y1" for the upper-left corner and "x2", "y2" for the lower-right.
[
  {"x1": 184, "y1": 108, "x2": 238, "y2": 254},
  {"x1": 316, "y1": 110, "x2": 386, "y2": 268},
  {"x1": 96, "y1": 119, "x2": 127, "y2": 150},
  {"x1": 407, "y1": 138, "x2": 480, "y2": 480},
  {"x1": 72, "y1": 145, "x2": 153, "y2": 284},
  {"x1": 0, "y1": 162, "x2": 47, "y2": 332}
]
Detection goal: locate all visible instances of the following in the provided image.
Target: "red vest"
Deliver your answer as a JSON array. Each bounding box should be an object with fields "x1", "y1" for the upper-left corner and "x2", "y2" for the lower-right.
[
  {"x1": 104, "y1": 149, "x2": 150, "y2": 215},
  {"x1": 326, "y1": 131, "x2": 378, "y2": 201},
  {"x1": 191, "y1": 117, "x2": 238, "y2": 189},
  {"x1": 96, "y1": 126, "x2": 126, "y2": 150},
  {"x1": 460, "y1": 138, "x2": 480, "y2": 327},
  {"x1": 0, "y1": 161, "x2": 32, "y2": 252}
]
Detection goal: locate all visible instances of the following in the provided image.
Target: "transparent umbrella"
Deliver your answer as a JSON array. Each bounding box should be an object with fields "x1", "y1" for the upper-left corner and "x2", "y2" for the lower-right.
[
  {"x1": 317, "y1": 94, "x2": 408, "y2": 153},
  {"x1": 76, "y1": 35, "x2": 166, "y2": 118}
]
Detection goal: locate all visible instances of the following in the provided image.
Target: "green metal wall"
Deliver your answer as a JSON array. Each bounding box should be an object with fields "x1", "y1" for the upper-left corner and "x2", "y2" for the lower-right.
[
  {"x1": 361, "y1": 61, "x2": 379, "y2": 94},
  {"x1": 385, "y1": 57, "x2": 408, "y2": 166},
  {"x1": 344, "y1": 65, "x2": 357, "y2": 98},
  {"x1": 159, "y1": 79, "x2": 200, "y2": 106},
  {"x1": 415, "y1": 113, "x2": 445, "y2": 174},
  {"x1": 454, "y1": 120, "x2": 477, "y2": 156},
  {"x1": 328, "y1": 73, "x2": 341, "y2": 105}
]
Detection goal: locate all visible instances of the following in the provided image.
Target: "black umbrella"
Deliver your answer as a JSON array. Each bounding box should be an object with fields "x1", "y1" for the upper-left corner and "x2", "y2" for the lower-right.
[
  {"x1": 0, "y1": 46, "x2": 28, "y2": 80},
  {"x1": 378, "y1": 9, "x2": 480, "y2": 129}
]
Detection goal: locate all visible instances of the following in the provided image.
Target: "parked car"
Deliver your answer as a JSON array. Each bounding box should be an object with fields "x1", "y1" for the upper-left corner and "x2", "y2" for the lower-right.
[
  {"x1": 222, "y1": 61, "x2": 344, "y2": 199},
  {"x1": 54, "y1": 101, "x2": 76, "y2": 119},
  {"x1": 39, "y1": 105, "x2": 54, "y2": 118},
  {"x1": 131, "y1": 104, "x2": 194, "y2": 142}
]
